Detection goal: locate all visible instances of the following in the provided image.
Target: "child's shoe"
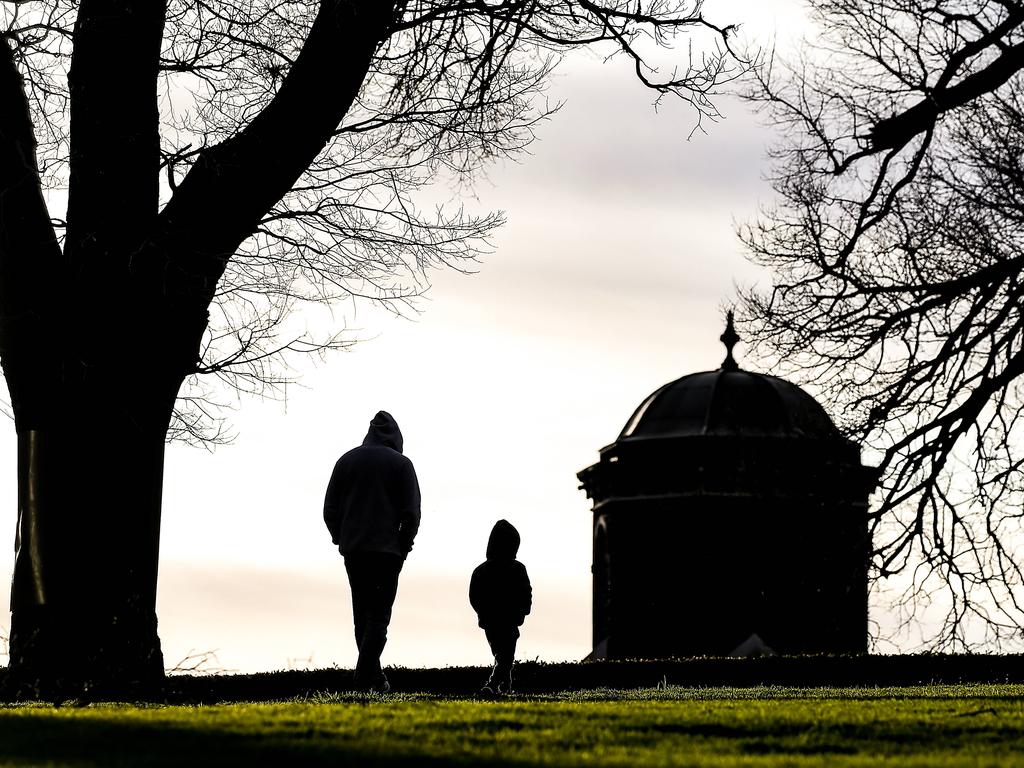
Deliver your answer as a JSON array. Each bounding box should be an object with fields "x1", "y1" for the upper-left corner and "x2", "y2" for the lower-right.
[{"x1": 495, "y1": 673, "x2": 513, "y2": 695}]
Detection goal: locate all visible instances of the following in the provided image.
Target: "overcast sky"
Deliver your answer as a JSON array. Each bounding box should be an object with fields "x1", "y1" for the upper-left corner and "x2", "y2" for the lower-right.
[{"x1": 0, "y1": 1, "x2": 819, "y2": 673}]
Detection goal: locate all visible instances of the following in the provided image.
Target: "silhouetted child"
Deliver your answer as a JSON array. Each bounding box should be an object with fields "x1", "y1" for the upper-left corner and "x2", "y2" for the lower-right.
[{"x1": 469, "y1": 519, "x2": 532, "y2": 695}]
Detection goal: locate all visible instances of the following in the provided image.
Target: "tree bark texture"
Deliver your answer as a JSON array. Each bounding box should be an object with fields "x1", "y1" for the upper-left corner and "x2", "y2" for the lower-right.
[{"x1": 9, "y1": 407, "x2": 170, "y2": 696}]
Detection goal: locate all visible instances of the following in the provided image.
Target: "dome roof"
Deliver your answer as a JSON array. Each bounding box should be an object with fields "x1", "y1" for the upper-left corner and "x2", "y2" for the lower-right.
[
  {"x1": 620, "y1": 368, "x2": 841, "y2": 440},
  {"x1": 619, "y1": 314, "x2": 841, "y2": 441}
]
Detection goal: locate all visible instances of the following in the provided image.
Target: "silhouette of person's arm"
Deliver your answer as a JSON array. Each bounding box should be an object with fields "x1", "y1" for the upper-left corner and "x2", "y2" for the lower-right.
[
  {"x1": 398, "y1": 459, "x2": 421, "y2": 557},
  {"x1": 517, "y1": 563, "x2": 532, "y2": 624},
  {"x1": 323, "y1": 459, "x2": 345, "y2": 546},
  {"x1": 469, "y1": 564, "x2": 484, "y2": 616}
]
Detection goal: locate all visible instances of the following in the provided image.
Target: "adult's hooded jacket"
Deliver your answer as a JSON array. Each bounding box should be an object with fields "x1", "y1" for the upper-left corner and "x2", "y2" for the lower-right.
[
  {"x1": 324, "y1": 411, "x2": 421, "y2": 558},
  {"x1": 469, "y1": 519, "x2": 532, "y2": 628}
]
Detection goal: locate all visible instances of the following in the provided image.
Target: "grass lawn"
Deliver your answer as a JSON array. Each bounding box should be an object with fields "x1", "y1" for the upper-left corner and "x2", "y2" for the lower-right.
[{"x1": 0, "y1": 685, "x2": 1021, "y2": 767}]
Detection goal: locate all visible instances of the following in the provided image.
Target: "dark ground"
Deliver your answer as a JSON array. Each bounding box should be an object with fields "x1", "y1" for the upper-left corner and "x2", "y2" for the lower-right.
[
  {"x1": 1, "y1": 654, "x2": 1022, "y2": 703},
  {"x1": 157, "y1": 654, "x2": 1024, "y2": 703}
]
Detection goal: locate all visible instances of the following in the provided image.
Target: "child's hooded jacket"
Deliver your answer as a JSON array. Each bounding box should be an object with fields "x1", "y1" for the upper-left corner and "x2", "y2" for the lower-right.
[{"x1": 469, "y1": 519, "x2": 533, "y2": 628}]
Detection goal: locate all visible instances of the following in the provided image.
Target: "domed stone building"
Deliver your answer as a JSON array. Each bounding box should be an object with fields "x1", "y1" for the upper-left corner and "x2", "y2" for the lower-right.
[{"x1": 577, "y1": 314, "x2": 878, "y2": 659}]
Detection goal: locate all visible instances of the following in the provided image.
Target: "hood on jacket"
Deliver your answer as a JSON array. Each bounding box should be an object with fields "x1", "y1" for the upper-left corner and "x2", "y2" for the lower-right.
[
  {"x1": 362, "y1": 410, "x2": 404, "y2": 453},
  {"x1": 486, "y1": 519, "x2": 520, "y2": 560}
]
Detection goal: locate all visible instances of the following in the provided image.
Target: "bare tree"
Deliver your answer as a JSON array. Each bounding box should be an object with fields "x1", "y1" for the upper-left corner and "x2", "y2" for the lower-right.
[
  {"x1": 0, "y1": 1, "x2": 741, "y2": 693},
  {"x1": 740, "y1": 0, "x2": 1024, "y2": 651}
]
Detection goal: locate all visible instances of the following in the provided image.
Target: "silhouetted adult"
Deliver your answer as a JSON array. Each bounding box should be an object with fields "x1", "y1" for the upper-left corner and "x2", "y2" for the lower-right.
[{"x1": 324, "y1": 411, "x2": 421, "y2": 691}]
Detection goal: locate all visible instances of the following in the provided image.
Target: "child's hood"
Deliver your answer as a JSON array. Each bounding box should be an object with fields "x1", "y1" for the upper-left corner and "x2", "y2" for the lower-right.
[{"x1": 486, "y1": 519, "x2": 520, "y2": 560}]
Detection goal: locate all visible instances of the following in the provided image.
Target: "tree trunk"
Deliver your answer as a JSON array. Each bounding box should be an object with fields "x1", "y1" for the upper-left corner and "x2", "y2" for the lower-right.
[{"x1": 4, "y1": 358, "x2": 183, "y2": 698}]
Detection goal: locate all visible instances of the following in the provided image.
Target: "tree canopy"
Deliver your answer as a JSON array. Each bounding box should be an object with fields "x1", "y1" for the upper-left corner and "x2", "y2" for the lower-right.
[
  {"x1": 2, "y1": 0, "x2": 742, "y2": 444},
  {"x1": 741, "y1": 0, "x2": 1024, "y2": 650}
]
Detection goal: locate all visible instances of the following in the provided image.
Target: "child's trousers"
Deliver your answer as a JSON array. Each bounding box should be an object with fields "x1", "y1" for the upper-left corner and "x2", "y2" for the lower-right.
[{"x1": 484, "y1": 625, "x2": 519, "y2": 691}]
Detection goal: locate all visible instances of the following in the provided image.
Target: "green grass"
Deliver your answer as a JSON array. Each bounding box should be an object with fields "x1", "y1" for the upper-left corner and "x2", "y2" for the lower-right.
[{"x1": 0, "y1": 685, "x2": 1022, "y2": 766}]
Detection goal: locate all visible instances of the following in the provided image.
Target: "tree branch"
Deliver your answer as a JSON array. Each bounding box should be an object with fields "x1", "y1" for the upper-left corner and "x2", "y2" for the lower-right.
[
  {"x1": 0, "y1": 36, "x2": 62, "y2": 423},
  {"x1": 66, "y1": 1, "x2": 167, "y2": 259},
  {"x1": 871, "y1": 40, "x2": 1024, "y2": 151},
  {"x1": 158, "y1": 0, "x2": 400, "y2": 304}
]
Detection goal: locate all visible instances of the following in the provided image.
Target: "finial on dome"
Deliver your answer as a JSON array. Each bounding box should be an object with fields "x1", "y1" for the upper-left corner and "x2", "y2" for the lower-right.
[{"x1": 720, "y1": 310, "x2": 740, "y2": 371}]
